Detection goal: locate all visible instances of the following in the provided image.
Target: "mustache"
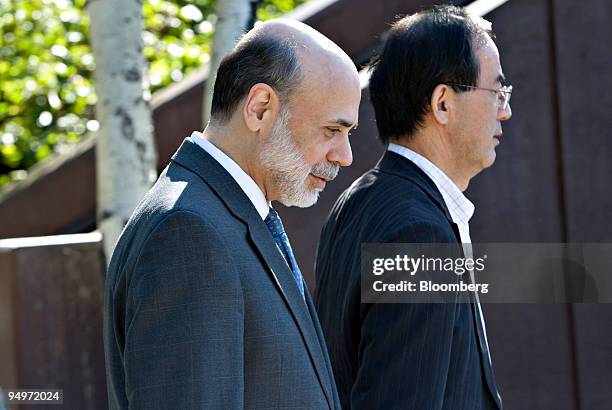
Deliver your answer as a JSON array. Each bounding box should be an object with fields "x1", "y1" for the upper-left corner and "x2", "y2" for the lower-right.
[{"x1": 311, "y1": 161, "x2": 340, "y2": 181}]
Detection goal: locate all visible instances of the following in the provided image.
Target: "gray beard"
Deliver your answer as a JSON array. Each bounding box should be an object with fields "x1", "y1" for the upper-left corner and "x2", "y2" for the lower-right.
[{"x1": 259, "y1": 108, "x2": 339, "y2": 208}]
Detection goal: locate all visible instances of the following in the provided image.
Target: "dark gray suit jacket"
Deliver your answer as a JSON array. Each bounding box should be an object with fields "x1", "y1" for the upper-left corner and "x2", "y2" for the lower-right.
[
  {"x1": 315, "y1": 151, "x2": 502, "y2": 410},
  {"x1": 104, "y1": 137, "x2": 339, "y2": 409}
]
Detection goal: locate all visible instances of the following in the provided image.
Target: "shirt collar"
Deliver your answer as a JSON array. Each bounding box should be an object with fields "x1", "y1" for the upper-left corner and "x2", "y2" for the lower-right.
[
  {"x1": 387, "y1": 143, "x2": 475, "y2": 224},
  {"x1": 191, "y1": 131, "x2": 270, "y2": 220}
]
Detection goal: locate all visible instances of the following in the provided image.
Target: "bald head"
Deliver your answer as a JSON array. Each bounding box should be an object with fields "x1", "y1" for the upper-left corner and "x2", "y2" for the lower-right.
[
  {"x1": 210, "y1": 18, "x2": 358, "y2": 124},
  {"x1": 246, "y1": 18, "x2": 355, "y2": 67}
]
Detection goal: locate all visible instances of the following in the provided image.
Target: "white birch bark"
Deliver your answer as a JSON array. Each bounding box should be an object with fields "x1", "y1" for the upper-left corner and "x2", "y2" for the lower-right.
[
  {"x1": 202, "y1": 0, "x2": 251, "y2": 126},
  {"x1": 87, "y1": 0, "x2": 157, "y2": 262}
]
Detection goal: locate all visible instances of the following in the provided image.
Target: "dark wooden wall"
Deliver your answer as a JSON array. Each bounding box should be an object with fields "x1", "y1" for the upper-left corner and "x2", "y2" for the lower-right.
[
  {"x1": 0, "y1": 236, "x2": 107, "y2": 410},
  {"x1": 0, "y1": 1, "x2": 610, "y2": 409}
]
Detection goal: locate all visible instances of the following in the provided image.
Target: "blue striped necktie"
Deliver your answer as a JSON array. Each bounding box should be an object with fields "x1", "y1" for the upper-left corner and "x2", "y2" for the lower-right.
[{"x1": 264, "y1": 207, "x2": 305, "y2": 299}]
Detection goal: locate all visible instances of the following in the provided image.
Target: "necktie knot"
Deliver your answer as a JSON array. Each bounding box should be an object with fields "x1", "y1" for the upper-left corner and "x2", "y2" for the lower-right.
[{"x1": 264, "y1": 208, "x2": 285, "y2": 238}]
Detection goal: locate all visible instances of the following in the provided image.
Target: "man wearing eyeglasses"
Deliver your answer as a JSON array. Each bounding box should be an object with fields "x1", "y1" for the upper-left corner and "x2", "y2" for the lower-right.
[{"x1": 314, "y1": 5, "x2": 511, "y2": 409}]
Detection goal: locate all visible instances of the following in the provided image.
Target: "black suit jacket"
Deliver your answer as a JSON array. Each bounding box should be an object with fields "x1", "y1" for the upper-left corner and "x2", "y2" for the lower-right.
[
  {"x1": 315, "y1": 151, "x2": 502, "y2": 409},
  {"x1": 104, "y1": 137, "x2": 340, "y2": 409}
]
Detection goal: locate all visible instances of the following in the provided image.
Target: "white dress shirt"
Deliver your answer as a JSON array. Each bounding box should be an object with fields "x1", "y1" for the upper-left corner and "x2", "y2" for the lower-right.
[
  {"x1": 387, "y1": 143, "x2": 492, "y2": 366},
  {"x1": 191, "y1": 131, "x2": 270, "y2": 220}
]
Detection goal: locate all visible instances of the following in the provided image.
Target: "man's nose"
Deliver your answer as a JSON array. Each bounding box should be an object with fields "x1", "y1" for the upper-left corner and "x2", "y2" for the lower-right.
[
  {"x1": 328, "y1": 132, "x2": 353, "y2": 167},
  {"x1": 499, "y1": 103, "x2": 512, "y2": 121}
]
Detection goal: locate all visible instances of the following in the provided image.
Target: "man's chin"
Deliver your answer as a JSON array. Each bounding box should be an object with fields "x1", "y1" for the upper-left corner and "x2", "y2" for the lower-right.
[
  {"x1": 278, "y1": 190, "x2": 320, "y2": 208},
  {"x1": 481, "y1": 150, "x2": 497, "y2": 169}
]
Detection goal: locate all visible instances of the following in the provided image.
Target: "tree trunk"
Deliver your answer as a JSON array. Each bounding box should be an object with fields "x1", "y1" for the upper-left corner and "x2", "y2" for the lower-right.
[
  {"x1": 202, "y1": 0, "x2": 252, "y2": 126},
  {"x1": 87, "y1": 0, "x2": 157, "y2": 262}
]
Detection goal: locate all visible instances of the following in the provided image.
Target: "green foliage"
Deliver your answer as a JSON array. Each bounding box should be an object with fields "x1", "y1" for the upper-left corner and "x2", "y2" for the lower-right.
[{"x1": 0, "y1": 0, "x2": 307, "y2": 186}]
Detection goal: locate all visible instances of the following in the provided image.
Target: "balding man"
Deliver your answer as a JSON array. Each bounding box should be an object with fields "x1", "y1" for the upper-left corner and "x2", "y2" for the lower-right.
[{"x1": 104, "y1": 19, "x2": 360, "y2": 409}]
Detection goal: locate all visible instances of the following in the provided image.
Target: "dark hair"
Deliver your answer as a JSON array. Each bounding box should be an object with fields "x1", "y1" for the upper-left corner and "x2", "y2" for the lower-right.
[
  {"x1": 210, "y1": 35, "x2": 302, "y2": 124},
  {"x1": 368, "y1": 5, "x2": 494, "y2": 144}
]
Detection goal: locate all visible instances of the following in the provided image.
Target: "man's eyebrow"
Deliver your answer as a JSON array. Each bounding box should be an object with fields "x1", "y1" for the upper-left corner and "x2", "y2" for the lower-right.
[
  {"x1": 496, "y1": 73, "x2": 507, "y2": 85},
  {"x1": 330, "y1": 119, "x2": 358, "y2": 129}
]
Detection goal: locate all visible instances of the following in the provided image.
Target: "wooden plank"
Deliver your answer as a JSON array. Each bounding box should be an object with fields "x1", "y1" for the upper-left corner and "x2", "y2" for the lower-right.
[
  {"x1": 553, "y1": 0, "x2": 612, "y2": 408},
  {"x1": 0, "y1": 143, "x2": 96, "y2": 239},
  {"x1": 7, "y1": 237, "x2": 107, "y2": 410},
  {"x1": 484, "y1": 304, "x2": 578, "y2": 410},
  {"x1": 0, "y1": 248, "x2": 18, "y2": 394},
  {"x1": 571, "y1": 305, "x2": 612, "y2": 409},
  {"x1": 553, "y1": 0, "x2": 612, "y2": 242}
]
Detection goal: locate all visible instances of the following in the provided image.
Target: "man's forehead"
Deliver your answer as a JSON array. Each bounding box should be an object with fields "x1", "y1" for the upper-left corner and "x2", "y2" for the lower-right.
[
  {"x1": 289, "y1": 88, "x2": 359, "y2": 128},
  {"x1": 294, "y1": 67, "x2": 361, "y2": 126},
  {"x1": 476, "y1": 41, "x2": 504, "y2": 85},
  {"x1": 324, "y1": 89, "x2": 361, "y2": 129}
]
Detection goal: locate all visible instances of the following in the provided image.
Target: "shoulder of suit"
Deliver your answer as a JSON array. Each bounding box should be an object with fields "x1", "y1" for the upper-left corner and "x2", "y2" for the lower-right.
[
  {"x1": 327, "y1": 168, "x2": 452, "y2": 238},
  {"x1": 339, "y1": 168, "x2": 441, "y2": 213},
  {"x1": 115, "y1": 165, "x2": 235, "y2": 260},
  {"x1": 138, "y1": 162, "x2": 226, "y2": 217}
]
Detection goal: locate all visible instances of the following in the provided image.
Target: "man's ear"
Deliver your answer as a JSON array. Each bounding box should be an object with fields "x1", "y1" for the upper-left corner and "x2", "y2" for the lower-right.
[
  {"x1": 430, "y1": 84, "x2": 453, "y2": 125},
  {"x1": 243, "y1": 83, "x2": 278, "y2": 133}
]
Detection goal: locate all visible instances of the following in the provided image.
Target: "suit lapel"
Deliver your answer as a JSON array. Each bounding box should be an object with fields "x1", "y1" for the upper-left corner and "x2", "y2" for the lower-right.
[
  {"x1": 171, "y1": 138, "x2": 334, "y2": 408},
  {"x1": 247, "y1": 221, "x2": 334, "y2": 408}
]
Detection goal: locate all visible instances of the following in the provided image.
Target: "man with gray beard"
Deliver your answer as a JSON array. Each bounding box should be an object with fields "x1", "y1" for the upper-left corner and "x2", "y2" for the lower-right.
[{"x1": 103, "y1": 19, "x2": 360, "y2": 409}]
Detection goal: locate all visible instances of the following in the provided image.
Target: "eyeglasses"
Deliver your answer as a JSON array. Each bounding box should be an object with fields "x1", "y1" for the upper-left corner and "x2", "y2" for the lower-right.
[{"x1": 447, "y1": 83, "x2": 513, "y2": 110}]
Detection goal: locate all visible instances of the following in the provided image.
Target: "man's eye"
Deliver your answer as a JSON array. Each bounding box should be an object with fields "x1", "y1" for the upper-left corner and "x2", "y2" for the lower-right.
[{"x1": 328, "y1": 128, "x2": 341, "y2": 133}]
